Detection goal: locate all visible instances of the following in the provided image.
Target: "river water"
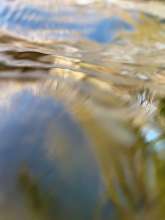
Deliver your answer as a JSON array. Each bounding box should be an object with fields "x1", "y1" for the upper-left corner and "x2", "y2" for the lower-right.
[{"x1": 0, "y1": 0, "x2": 164, "y2": 219}]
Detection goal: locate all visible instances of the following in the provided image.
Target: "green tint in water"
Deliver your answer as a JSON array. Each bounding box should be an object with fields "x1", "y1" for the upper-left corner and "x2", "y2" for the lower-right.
[{"x1": 0, "y1": 0, "x2": 164, "y2": 220}]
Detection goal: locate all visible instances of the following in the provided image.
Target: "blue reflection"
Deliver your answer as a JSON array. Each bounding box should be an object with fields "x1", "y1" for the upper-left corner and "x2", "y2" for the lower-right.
[
  {"x1": 88, "y1": 17, "x2": 133, "y2": 43},
  {"x1": 142, "y1": 126, "x2": 161, "y2": 143},
  {"x1": 0, "y1": 90, "x2": 104, "y2": 220},
  {"x1": 0, "y1": 3, "x2": 134, "y2": 43}
]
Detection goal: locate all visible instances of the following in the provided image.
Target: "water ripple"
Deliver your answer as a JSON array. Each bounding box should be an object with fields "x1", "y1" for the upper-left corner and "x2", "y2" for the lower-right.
[{"x1": 0, "y1": 1, "x2": 164, "y2": 219}]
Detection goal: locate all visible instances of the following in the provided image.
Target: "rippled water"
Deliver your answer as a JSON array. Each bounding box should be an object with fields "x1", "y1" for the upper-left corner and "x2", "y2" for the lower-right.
[{"x1": 0, "y1": 0, "x2": 165, "y2": 219}]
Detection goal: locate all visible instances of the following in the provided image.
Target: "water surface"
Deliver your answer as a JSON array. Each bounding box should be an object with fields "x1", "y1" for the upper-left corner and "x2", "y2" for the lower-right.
[{"x1": 0, "y1": 0, "x2": 164, "y2": 219}]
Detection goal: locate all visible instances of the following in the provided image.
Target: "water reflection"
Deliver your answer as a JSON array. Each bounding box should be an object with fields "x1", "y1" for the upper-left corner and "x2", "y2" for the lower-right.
[
  {"x1": 0, "y1": 0, "x2": 164, "y2": 220},
  {"x1": 0, "y1": 87, "x2": 104, "y2": 220},
  {"x1": 0, "y1": 1, "x2": 135, "y2": 43}
]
